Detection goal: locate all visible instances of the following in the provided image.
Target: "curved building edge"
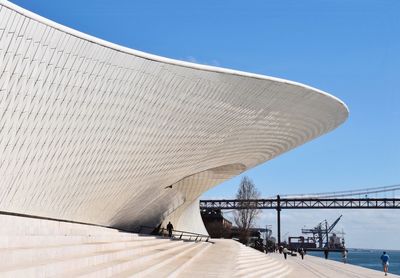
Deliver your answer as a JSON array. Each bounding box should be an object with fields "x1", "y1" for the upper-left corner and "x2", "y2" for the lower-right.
[
  {"x1": 0, "y1": 1, "x2": 348, "y2": 235},
  {"x1": 1, "y1": 0, "x2": 348, "y2": 113}
]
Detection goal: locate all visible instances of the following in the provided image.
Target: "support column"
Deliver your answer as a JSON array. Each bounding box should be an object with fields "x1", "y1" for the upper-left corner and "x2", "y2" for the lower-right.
[{"x1": 277, "y1": 195, "x2": 281, "y2": 244}]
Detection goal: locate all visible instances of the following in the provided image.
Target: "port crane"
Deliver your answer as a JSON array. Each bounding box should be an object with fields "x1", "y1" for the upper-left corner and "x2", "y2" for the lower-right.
[{"x1": 301, "y1": 215, "x2": 342, "y2": 248}]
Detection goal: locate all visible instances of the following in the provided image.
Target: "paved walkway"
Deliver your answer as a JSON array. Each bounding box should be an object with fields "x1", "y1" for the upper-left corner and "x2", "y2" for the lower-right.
[
  {"x1": 268, "y1": 252, "x2": 400, "y2": 278},
  {"x1": 180, "y1": 239, "x2": 399, "y2": 277}
]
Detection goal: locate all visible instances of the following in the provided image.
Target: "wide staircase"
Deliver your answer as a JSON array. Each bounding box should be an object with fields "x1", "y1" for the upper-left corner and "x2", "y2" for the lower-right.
[
  {"x1": 0, "y1": 215, "x2": 210, "y2": 277},
  {"x1": 0, "y1": 215, "x2": 290, "y2": 277}
]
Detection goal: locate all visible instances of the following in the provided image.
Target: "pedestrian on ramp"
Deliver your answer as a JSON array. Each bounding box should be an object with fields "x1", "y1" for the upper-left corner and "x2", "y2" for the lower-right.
[{"x1": 167, "y1": 221, "x2": 174, "y2": 238}]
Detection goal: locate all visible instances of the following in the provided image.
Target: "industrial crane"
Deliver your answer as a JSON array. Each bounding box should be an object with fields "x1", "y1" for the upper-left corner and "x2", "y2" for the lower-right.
[{"x1": 301, "y1": 215, "x2": 343, "y2": 248}]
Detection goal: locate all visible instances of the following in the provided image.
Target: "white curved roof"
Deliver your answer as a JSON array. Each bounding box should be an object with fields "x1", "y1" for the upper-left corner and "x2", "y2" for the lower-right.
[{"x1": 0, "y1": 1, "x2": 348, "y2": 232}]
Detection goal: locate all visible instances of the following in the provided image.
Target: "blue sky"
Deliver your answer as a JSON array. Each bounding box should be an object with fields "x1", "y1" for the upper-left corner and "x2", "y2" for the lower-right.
[{"x1": 10, "y1": 0, "x2": 400, "y2": 249}]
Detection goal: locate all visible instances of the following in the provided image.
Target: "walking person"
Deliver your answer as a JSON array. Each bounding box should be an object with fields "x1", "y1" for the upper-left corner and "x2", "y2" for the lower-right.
[
  {"x1": 342, "y1": 249, "x2": 347, "y2": 263},
  {"x1": 324, "y1": 248, "x2": 329, "y2": 259},
  {"x1": 283, "y1": 247, "x2": 288, "y2": 260},
  {"x1": 380, "y1": 251, "x2": 390, "y2": 276},
  {"x1": 166, "y1": 221, "x2": 174, "y2": 238},
  {"x1": 299, "y1": 248, "x2": 305, "y2": 260}
]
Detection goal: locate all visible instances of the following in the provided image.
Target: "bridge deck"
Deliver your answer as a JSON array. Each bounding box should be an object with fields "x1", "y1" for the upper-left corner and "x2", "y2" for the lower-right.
[{"x1": 200, "y1": 197, "x2": 400, "y2": 209}]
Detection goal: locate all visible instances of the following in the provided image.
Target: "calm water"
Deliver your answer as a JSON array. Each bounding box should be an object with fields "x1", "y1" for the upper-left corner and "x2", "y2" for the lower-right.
[{"x1": 308, "y1": 249, "x2": 400, "y2": 275}]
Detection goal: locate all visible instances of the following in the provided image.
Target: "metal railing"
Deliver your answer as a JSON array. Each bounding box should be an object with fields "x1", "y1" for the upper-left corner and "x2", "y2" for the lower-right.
[
  {"x1": 273, "y1": 184, "x2": 400, "y2": 199},
  {"x1": 138, "y1": 225, "x2": 209, "y2": 242}
]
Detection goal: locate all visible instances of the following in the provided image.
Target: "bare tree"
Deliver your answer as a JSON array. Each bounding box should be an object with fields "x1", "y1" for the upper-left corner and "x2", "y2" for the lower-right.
[{"x1": 234, "y1": 176, "x2": 261, "y2": 244}]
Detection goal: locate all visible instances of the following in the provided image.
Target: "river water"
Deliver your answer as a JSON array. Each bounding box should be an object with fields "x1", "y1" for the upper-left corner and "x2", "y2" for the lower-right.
[{"x1": 308, "y1": 249, "x2": 400, "y2": 275}]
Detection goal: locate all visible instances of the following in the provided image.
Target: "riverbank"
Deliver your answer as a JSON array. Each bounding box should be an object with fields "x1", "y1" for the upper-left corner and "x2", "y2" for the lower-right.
[{"x1": 268, "y1": 252, "x2": 400, "y2": 277}]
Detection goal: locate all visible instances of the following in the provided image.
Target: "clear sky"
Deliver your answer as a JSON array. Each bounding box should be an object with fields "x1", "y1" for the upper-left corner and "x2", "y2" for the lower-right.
[{"x1": 9, "y1": 0, "x2": 400, "y2": 249}]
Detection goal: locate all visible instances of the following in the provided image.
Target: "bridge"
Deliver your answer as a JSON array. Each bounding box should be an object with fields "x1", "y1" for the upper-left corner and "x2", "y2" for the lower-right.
[
  {"x1": 199, "y1": 197, "x2": 400, "y2": 210},
  {"x1": 200, "y1": 184, "x2": 400, "y2": 244}
]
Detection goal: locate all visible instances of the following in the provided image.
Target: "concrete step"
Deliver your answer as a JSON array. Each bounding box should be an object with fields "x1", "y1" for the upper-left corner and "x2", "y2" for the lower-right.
[
  {"x1": 244, "y1": 264, "x2": 290, "y2": 278},
  {"x1": 259, "y1": 264, "x2": 291, "y2": 278},
  {"x1": 234, "y1": 246, "x2": 290, "y2": 278},
  {"x1": 167, "y1": 243, "x2": 211, "y2": 278},
  {"x1": 119, "y1": 242, "x2": 205, "y2": 278},
  {"x1": 0, "y1": 215, "x2": 127, "y2": 237},
  {"x1": 155, "y1": 242, "x2": 211, "y2": 277},
  {"x1": 236, "y1": 256, "x2": 273, "y2": 267},
  {"x1": 0, "y1": 234, "x2": 157, "y2": 248},
  {"x1": 0, "y1": 237, "x2": 172, "y2": 267},
  {"x1": 59, "y1": 241, "x2": 196, "y2": 277},
  {"x1": 239, "y1": 260, "x2": 283, "y2": 277},
  {"x1": 236, "y1": 259, "x2": 281, "y2": 276},
  {"x1": 0, "y1": 239, "x2": 183, "y2": 277}
]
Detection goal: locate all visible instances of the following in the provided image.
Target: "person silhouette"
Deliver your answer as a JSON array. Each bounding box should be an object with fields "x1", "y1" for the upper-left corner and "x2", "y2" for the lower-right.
[
  {"x1": 342, "y1": 249, "x2": 348, "y2": 263},
  {"x1": 381, "y1": 251, "x2": 390, "y2": 276},
  {"x1": 283, "y1": 247, "x2": 288, "y2": 259},
  {"x1": 299, "y1": 248, "x2": 305, "y2": 260},
  {"x1": 324, "y1": 248, "x2": 329, "y2": 259},
  {"x1": 166, "y1": 221, "x2": 174, "y2": 238}
]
